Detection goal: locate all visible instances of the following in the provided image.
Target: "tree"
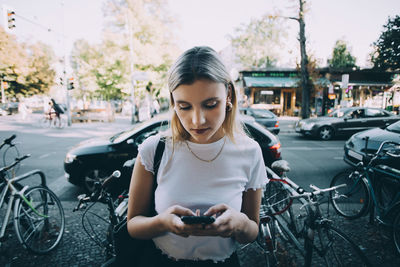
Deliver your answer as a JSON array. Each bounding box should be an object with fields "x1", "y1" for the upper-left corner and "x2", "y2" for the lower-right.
[
  {"x1": 327, "y1": 40, "x2": 357, "y2": 69},
  {"x1": 371, "y1": 15, "x2": 400, "y2": 71},
  {"x1": 229, "y1": 15, "x2": 287, "y2": 69},
  {"x1": 70, "y1": 0, "x2": 180, "y2": 102},
  {"x1": 0, "y1": 28, "x2": 56, "y2": 99}
]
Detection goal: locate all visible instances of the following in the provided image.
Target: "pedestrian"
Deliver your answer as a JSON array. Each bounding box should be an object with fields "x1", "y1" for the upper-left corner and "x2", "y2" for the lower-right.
[{"x1": 127, "y1": 46, "x2": 266, "y2": 266}]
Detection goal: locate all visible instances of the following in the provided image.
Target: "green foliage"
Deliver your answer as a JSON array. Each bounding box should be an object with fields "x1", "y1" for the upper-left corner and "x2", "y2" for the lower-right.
[
  {"x1": 371, "y1": 15, "x2": 400, "y2": 71},
  {"x1": 229, "y1": 14, "x2": 288, "y2": 69},
  {"x1": 71, "y1": 0, "x2": 180, "y2": 101},
  {"x1": 327, "y1": 40, "x2": 357, "y2": 69},
  {"x1": 0, "y1": 28, "x2": 55, "y2": 99}
]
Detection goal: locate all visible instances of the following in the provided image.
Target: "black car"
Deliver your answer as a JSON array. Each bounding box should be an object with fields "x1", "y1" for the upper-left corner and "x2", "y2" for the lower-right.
[
  {"x1": 344, "y1": 120, "x2": 400, "y2": 168},
  {"x1": 239, "y1": 107, "x2": 280, "y2": 134},
  {"x1": 64, "y1": 114, "x2": 282, "y2": 192},
  {"x1": 295, "y1": 107, "x2": 400, "y2": 140}
]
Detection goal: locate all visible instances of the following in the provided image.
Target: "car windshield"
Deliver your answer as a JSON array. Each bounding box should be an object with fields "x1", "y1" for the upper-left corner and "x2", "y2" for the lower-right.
[
  {"x1": 387, "y1": 120, "x2": 400, "y2": 133},
  {"x1": 109, "y1": 120, "x2": 149, "y2": 143},
  {"x1": 327, "y1": 108, "x2": 348, "y2": 118}
]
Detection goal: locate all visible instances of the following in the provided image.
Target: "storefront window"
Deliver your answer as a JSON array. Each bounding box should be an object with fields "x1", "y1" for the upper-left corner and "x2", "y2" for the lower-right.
[{"x1": 254, "y1": 89, "x2": 280, "y2": 104}]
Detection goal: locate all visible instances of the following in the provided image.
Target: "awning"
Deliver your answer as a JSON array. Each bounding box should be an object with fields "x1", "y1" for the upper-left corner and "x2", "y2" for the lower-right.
[{"x1": 243, "y1": 76, "x2": 330, "y2": 88}]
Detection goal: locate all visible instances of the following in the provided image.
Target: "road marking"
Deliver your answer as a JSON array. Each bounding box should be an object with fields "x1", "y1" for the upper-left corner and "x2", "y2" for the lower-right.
[{"x1": 39, "y1": 152, "x2": 56, "y2": 159}]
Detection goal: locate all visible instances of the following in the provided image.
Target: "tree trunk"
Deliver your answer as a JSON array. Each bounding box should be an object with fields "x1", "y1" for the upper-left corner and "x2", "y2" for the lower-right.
[{"x1": 299, "y1": 0, "x2": 311, "y2": 119}]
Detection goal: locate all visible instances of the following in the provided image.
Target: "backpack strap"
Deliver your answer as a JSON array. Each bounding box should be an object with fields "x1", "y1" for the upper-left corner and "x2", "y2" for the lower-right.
[{"x1": 150, "y1": 136, "x2": 165, "y2": 215}]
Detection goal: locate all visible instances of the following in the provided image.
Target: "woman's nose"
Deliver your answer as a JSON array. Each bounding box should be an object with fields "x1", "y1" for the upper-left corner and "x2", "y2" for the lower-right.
[{"x1": 192, "y1": 109, "x2": 206, "y2": 126}]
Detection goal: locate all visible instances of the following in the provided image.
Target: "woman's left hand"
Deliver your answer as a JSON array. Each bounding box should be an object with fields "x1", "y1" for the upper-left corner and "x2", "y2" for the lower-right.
[{"x1": 188, "y1": 204, "x2": 247, "y2": 238}]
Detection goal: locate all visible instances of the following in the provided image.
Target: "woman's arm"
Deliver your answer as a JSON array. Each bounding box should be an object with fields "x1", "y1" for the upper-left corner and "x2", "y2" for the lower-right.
[{"x1": 127, "y1": 155, "x2": 195, "y2": 239}]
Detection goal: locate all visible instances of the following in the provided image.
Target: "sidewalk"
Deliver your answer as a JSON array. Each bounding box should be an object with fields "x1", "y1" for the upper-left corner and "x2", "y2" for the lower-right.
[{"x1": 1, "y1": 201, "x2": 399, "y2": 267}]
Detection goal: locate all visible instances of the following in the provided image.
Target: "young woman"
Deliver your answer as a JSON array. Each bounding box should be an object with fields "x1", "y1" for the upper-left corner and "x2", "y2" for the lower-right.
[{"x1": 127, "y1": 46, "x2": 266, "y2": 266}]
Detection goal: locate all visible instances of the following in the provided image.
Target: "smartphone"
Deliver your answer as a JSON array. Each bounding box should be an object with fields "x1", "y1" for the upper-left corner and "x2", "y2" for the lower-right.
[{"x1": 181, "y1": 215, "x2": 215, "y2": 225}]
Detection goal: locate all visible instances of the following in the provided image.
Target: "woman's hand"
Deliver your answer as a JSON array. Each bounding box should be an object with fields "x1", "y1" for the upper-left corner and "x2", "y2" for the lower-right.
[
  {"x1": 185, "y1": 204, "x2": 249, "y2": 238},
  {"x1": 157, "y1": 205, "x2": 200, "y2": 238}
]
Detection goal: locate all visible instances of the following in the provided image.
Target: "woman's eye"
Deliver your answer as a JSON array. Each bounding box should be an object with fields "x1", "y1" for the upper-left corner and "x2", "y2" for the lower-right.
[
  {"x1": 178, "y1": 105, "x2": 191, "y2": 110},
  {"x1": 204, "y1": 101, "x2": 218, "y2": 109}
]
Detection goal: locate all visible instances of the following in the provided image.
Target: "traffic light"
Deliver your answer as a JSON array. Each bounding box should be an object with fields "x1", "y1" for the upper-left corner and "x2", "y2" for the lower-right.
[
  {"x1": 68, "y1": 77, "x2": 74, "y2": 90},
  {"x1": 7, "y1": 9, "x2": 16, "y2": 29}
]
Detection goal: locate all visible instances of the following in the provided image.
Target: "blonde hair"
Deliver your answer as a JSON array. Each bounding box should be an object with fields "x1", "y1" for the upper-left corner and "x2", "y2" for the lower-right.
[{"x1": 167, "y1": 46, "x2": 243, "y2": 143}]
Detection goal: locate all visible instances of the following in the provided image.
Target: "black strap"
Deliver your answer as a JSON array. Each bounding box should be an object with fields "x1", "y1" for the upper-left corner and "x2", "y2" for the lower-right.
[{"x1": 150, "y1": 137, "x2": 165, "y2": 216}]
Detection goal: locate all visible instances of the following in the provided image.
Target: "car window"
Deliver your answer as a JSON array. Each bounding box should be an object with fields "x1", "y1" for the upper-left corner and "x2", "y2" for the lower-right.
[
  {"x1": 365, "y1": 109, "x2": 388, "y2": 118},
  {"x1": 387, "y1": 121, "x2": 400, "y2": 133},
  {"x1": 134, "y1": 123, "x2": 169, "y2": 145},
  {"x1": 328, "y1": 108, "x2": 347, "y2": 118},
  {"x1": 348, "y1": 109, "x2": 365, "y2": 119},
  {"x1": 251, "y1": 109, "x2": 274, "y2": 119}
]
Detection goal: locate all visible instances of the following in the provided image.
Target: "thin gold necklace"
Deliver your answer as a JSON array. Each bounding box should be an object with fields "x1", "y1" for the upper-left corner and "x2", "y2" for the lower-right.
[{"x1": 185, "y1": 137, "x2": 226, "y2": 163}]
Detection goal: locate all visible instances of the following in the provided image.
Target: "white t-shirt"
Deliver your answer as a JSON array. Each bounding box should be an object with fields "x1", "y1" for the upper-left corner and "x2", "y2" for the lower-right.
[{"x1": 138, "y1": 133, "x2": 266, "y2": 262}]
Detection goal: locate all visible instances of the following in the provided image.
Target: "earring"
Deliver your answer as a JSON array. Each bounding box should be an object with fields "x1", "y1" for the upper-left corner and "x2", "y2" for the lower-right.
[{"x1": 226, "y1": 102, "x2": 233, "y2": 111}]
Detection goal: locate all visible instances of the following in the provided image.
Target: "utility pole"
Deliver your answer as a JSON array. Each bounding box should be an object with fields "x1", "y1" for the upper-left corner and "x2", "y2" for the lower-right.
[
  {"x1": 61, "y1": 0, "x2": 71, "y2": 126},
  {"x1": 126, "y1": 10, "x2": 136, "y2": 125}
]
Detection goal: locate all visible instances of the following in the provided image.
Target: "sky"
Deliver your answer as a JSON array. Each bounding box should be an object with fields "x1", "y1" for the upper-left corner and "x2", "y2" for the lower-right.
[{"x1": 1, "y1": 0, "x2": 399, "y2": 69}]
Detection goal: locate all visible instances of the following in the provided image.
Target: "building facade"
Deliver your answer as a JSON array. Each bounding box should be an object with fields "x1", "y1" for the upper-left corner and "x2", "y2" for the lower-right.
[{"x1": 238, "y1": 68, "x2": 400, "y2": 116}]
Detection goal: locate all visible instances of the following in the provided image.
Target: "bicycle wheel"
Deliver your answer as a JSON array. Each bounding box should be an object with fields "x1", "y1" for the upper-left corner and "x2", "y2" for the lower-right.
[
  {"x1": 377, "y1": 175, "x2": 400, "y2": 211},
  {"x1": 2, "y1": 144, "x2": 20, "y2": 176},
  {"x1": 257, "y1": 216, "x2": 278, "y2": 267},
  {"x1": 316, "y1": 224, "x2": 371, "y2": 266},
  {"x1": 40, "y1": 117, "x2": 51, "y2": 128},
  {"x1": 330, "y1": 170, "x2": 370, "y2": 219},
  {"x1": 13, "y1": 186, "x2": 65, "y2": 254},
  {"x1": 393, "y1": 210, "x2": 400, "y2": 256}
]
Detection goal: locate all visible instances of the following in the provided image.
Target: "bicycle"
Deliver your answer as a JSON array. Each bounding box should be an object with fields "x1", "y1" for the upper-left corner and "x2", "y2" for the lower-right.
[
  {"x1": 329, "y1": 138, "x2": 400, "y2": 254},
  {"x1": 73, "y1": 170, "x2": 127, "y2": 265},
  {"x1": 40, "y1": 111, "x2": 66, "y2": 129},
  {"x1": 0, "y1": 155, "x2": 65, "y2": 255},
  {"x1": 0, "y1": 134, "x2": 21, "y2": 176},
  {"x1": 257, "y1": 160, "x2": 371, "y2": 266}
]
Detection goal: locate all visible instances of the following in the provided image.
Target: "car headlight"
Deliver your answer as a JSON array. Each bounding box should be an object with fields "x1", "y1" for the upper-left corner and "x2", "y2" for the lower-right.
[
  {"x1": 65, "y1": 153, "x2": 77, "y2": 164},
  {"x1": 302, "y1": 123, "x2": 315, "y2": 131}
]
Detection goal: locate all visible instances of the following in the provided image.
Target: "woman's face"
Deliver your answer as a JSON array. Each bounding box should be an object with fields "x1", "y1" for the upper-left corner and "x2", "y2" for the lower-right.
[{"x1": 172, "y1": 79, "x2": 228, "y2": 144}]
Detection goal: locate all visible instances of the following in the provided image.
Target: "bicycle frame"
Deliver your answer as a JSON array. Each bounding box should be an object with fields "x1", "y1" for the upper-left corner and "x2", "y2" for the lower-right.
[
  {"x1": 0, "y1": 170, "x2": 48, "y2": 242},
  {"x1": 265, "y1": 166, "x2": 349, "y2": 266},
  {"x1": 362, "y1": 164, "x2": 400, "y2": 224}
]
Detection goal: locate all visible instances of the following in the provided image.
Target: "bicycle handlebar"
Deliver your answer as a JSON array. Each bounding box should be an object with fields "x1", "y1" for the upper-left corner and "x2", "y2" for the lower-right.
[
  {"x1": 73, "y1": 170, "x2": 121, "y2": 212},
  {"x1": 0, "y1": 154, "x2": 30, "y2": 173},
  {"x1": 289, "y1": 183, "x2": 347, "y2": 201},
  {"x1": 3, "y1": 134, "x2": 16, "y2": 145}
]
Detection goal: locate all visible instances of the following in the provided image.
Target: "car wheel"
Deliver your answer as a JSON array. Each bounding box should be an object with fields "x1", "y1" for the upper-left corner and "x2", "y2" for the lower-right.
[
  {"x1": 83, "y1": 168, "x2": 109, "y2": 193},
  {"x1": 318, "y1": 126, "x2": 334, "y2": 140}
]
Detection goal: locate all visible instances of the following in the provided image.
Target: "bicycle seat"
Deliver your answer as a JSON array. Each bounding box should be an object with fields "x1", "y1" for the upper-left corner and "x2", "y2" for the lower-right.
[{"x1": 271, "y1": 160, "x2": 291, "y2": 173}]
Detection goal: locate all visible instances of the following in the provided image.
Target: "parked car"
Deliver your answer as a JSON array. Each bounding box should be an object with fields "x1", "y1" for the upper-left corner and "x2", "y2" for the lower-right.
[
  {"x1": 239, "y1": 107, "x2": 280, "y2": 134},
  {"x1": 295, "y1": 107, "x2": 400, "y2": 140},
  {"x1": 344, "y1": 120, "x2": 400, "y2": 168},
  {"x1": 64, "y1": 114, "x2": 282, "y2": 193}
]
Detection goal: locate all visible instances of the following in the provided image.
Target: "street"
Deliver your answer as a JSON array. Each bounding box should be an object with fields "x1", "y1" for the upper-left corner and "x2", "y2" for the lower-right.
[
  {"x1": 1, "y1": 114, "x2": 399, "y2": 267},
  {"x1": 0, "y1": 114, "x2": 349, "y2": 201}
]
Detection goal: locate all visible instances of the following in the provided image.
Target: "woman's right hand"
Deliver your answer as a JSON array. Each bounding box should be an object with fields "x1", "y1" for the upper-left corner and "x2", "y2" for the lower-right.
[{"x1": 158, "y1": 205, "x2": 197, "y2": 238}]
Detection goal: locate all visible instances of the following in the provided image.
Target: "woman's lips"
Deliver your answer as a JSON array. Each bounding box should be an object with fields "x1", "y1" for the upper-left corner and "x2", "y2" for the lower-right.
[{"x1": 192, "y1": 128, "x2": 209, "y2": 134}]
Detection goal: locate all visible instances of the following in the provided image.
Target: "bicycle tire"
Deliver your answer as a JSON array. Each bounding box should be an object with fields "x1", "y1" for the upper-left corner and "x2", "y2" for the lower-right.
[
  {"x1": 316, "y1": 224, "x2": 371, "y2": 266},
  {"x1": 52, "y1": 117, "x2": 65, "y2": 129},
  {"x1": 257, "y1": 216, "x2": 278, "y2": 267},
  {"x1": 40, "y1": 117, "x2": 51, "y2": 128},
  {"x1": 2, "y1": 144, "x2": 20, "y2": 175},
  {"x1": 329, "y1": 170, "x2": 370, "y2": 219},
  {"x1": 393, "y1": 210, "x2": 400, "y2": 256},
  {"x1": 376, "y1": 175, "x2": 400, "y2": 211},
  {"x1": 13, "y1": 186, "x2": 65, "y2": 254}
]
